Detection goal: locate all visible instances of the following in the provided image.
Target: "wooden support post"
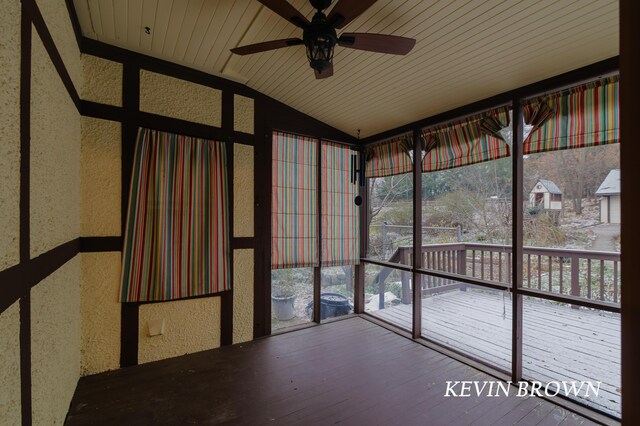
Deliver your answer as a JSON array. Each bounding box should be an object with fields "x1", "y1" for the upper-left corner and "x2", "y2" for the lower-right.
[
  {"x1": 412, "y1": 129, "x2": 423, "y2": 339},
  {"x1": 354, "y1": 161, "x2": 367, "y2": 314},
  {"x1": 314, "y1": 139, "x2": 322, "y2": 323},
  {"x1": 511, "y1": 99, "x2": 524, "y2": 382}
]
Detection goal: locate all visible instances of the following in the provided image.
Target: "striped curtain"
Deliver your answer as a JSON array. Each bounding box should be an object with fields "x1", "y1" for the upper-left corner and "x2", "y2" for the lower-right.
[
  {"x1": 524, "y1": 76, "x2": 619, "y2": 154},
  {"x1": 366, "y1": 135, "x2": 413, "y2": 178},
  {"x1": 272, "y1": 131, "x2": 318, "y2": 269},
  {"x1": 120, "y1": 128, "x2": 230, "y2": 302},
  {"x1": 321, "y1": 141, "x2": 359, "y2": 266},
  {"x1": 422, "y1": 106, "x2": 511, "y2": 172}
]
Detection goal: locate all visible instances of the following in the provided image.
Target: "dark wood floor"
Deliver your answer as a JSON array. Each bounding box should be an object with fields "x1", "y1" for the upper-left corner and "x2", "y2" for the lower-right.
[{"x1": 66, "y1": 317, "x2": 598, "y2": 425}]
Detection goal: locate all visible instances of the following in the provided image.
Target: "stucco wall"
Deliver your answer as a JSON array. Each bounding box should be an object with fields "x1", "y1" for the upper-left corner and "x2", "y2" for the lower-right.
[
  {"x1": 139, "y1": 70, "x2": 222, "y2": 127},
  {"x1": 234, "y1": 94, "x2": 254, "y2": 134},
  {"x1": 31, "y1": 256, "x2": 81, "y2": 426},
  {"x1": 0, "y1": 302, "x2": 21, "y2": 426},
  {"x1": 138, "y1": 297, "x2": 221, "y2": 364},
  {"x1": 35, "y1": 0, "x2": 82, "y2": 91},
  {"x1": 30, "y1": 26, "x2": 81, "y2": 258},
  {"x1": 233, "y1": 249, "x2": 254, "y2": 344},
  {"x1": 81, "y1": 117, "x2": 121, "y2": 236},
  {"x1": 0, "y1": 0, "x2": 21, "y2": 270},
  {"x1": 234, "y1": 144, "x2": 254, "y2": 237},
  {"x1": 80, "y1": 253, "x2": 121, "y2": 375},
  {"x1": 81, "y1": 54, "x2": 123, "y2": 106}
]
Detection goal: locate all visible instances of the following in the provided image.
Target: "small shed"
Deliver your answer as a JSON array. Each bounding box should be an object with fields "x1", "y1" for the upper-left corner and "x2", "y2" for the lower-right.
[
  {"x1": 596, "y1": 169, "x2": 621, "y2": 224},
  {"x1": 529, "y1": 179, "x2": 563, "y2": 211}
]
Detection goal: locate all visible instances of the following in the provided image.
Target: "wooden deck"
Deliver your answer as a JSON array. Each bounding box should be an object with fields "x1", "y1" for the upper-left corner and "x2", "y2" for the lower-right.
[
  {"x1": 66, "y1": 317, "x2": 599, "y2": 425},
  {"x1": 371, "y1": 289, "x2": 621, "y2": 417}
]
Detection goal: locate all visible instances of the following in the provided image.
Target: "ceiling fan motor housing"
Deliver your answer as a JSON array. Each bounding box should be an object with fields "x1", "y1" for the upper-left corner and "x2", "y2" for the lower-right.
[{"x1": 304, "y1": 11, "x2": 337, "y2": 73}]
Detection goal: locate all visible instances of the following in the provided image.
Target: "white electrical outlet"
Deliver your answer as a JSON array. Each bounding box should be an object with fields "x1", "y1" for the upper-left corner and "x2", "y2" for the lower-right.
[{"x1": 148, "y1": 319, "x2": 165, "y2": 336}]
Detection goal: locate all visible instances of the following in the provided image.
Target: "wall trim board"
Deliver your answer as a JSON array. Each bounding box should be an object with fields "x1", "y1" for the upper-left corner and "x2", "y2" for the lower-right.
[
  {"x1": 119, "y1": 63, "x2": 140, "y2": 367},
  {"x1": 137, "y1": 112, "x2": 254, "y2": 146},
  {"x1": 63, "y1": 0, "x2": 83, "y2": 50},
  {"x1": 23, "y1": 0, "x2": 81, "y2": 112},
  {"x1": 220, "y1": 291, "x2": 233, "y2": 346},
  {"x1": 19, "y1": 3, "x2": 33, "y2": 422},
  {"x1": 232, "y1": 238, "x2": 255, "y2": 249},
  {"x1": 79, "y1": 236, "x2": 122, "y2": 252},
  {"x1": 361, "y1": 57, "x2": 620, "y2": 144},
  {"x1": 20, "y1": 1, "x2": 32, "y2": 265},
  {"x1": 80, "y1": 101, "x2": 123, "y2": 123},
  {"x1": 20, "y1": 296, "x2": 32, "y2": 425},
  {"x1": 253, "y1": 99, "x2": 270, "y2": 338},
  {"x1": 81, "y1": 101, "x2": 255, "y2": 145},
  {"x1": 0, "y1": 237, "x2": 80, "y2": 312},
  {"x1": 0, "y1": 265, "x2": 23, "y2": 313},
  {"x1": 223, "y1": 139, "x2": 234, "y2": 347},
  {"x1": 119, "y1": 303, "x2": 138, "y2": 367}
]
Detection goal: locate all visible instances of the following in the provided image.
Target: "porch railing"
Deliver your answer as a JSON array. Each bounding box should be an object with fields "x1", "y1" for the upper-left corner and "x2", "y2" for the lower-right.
[{"x1": 372, "y1": 243, "x2": 621, "y2": 308}]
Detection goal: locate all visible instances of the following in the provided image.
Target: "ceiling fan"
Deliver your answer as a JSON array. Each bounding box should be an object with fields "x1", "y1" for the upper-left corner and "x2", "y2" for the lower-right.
[{"x1": 230, "y1": 0, "x2": 416, "y2": 79}]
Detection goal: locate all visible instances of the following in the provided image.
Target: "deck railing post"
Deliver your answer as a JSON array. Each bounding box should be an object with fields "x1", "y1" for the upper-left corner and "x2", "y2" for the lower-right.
[
  {"x1": 457, "y1": 247, "x2": 467, "y2": 291},
  {"x1": 571, "y1": 255, "x2": 580, "y2": 308},
  {"x1": 401, "y1": 249, "x2": 412, "y2": 304}
]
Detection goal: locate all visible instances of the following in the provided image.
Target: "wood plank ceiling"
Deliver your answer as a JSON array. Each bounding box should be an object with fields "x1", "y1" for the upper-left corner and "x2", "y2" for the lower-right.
[{"x1": 72, "y1": 0, "x2": 619, "y2": 138}]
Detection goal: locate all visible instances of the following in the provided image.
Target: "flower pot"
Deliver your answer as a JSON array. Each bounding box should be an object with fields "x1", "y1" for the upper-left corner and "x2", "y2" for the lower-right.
[
  {"x1": 305, "y1": 293, "x2": 352, "y2": 320},
  {"x1": 271, "y1": 294, "x2": 296, "y2": 321}
]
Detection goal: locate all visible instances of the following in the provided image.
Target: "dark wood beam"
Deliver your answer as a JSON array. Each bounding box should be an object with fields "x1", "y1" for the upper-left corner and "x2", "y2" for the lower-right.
[
  {"x1": 620, "y1": 0, "x2": 640, "y2": 422},
  {"x1": 511, "y1": 99, "x2": 524, "y2": 382},
  {"x1": 412, "y1": 129, "x2": 422, "y2": 339}
]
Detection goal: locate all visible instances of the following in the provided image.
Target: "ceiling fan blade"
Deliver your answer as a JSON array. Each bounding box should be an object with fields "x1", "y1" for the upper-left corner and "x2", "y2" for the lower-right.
[
  {"x1": 231, "y1": 38, "x2": 304, "y2": 55},
  {"x1": 258, "y1": 0, "x2": 310, "y2": 28},
  {"x1": 338, "y1": 33, "x2": 416, "y2": 55},
  {"x1": 327, "y1": 0, "x2": 377, "y2": 29},
  {"x1": 315, "y1": 64, "x2": 334, "y2": 79}
]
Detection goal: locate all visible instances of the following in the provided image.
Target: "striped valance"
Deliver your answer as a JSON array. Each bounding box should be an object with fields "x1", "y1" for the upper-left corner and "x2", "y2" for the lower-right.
[
  {"x1": 321, "y1": 141, "x2": 359, "y2": 266},
  {"x1": 272, "y1": 131, "x2": 318, "y2": 269},
  {"x1": 422, "y1": 106, "x2": 511, "y2": 172},
  {"x1": 524, "y1": 76, "x2": 619, "y2": 154},
  {"x1": 120, "y1": 128, "x2": 230, "y2": 302},
  {"x1": 366, "y1": 135, "x2": 413, "y2": 178}
]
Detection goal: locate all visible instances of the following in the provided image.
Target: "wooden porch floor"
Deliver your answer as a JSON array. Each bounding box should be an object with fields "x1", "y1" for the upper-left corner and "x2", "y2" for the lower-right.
[
  {"x1": 67, "y1": 317, "x2": 600, "y2": 425},
  {"x1": 371, "y1": 289, "x2": 621, "y2": 417}
]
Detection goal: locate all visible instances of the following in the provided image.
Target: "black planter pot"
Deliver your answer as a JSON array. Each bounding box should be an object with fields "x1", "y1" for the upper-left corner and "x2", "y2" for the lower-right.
[{"x1": 306, "y1": 293, "x2": 352, "y2": 320}]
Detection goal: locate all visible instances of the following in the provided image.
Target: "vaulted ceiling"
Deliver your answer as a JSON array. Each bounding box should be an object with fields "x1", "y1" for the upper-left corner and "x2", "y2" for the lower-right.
[{"x1": 72, "y1": 0, "x2": 619, "y2": 138}]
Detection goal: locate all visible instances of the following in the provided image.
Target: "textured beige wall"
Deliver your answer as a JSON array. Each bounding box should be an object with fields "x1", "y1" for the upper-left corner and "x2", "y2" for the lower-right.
[
  {"x1": 31, "y1": 256, "x2": 81, "y2": 426},
  {"x1": 139, "y1": 70, "x2": 221, "y2": 127},
  {"x1": 0, "y1": 0, "x2": 21, "y2": 270},
  {"x1": 234, "y1": 144, "x2": 254, "y2": 237},
  {"x1": 0, "y1": 302, "x2": 21, "y2": 426},
  {"x1": 30, "y1": 27, "x2": 81, "y2": 258},
  {"x1": 233, "y1": 249, "x2": 254, "y2": 344},
  {"x1": 80, "y1": 253, "x2": 121, "y2": 375},
  {"x1": 81, "y1": 54, "x2": 122, "y2": 106},
  {"x1": 81, "y1": 117, "x2": 121, "y2": 236},
  {"x1": 234, "y1": 94, "x2": 254, "y2": 134},
  {"x1": 35, "y1": 0, "x2": 81, "y2": 91},
  {"x1": 138, "y1": 297, "x2": 221, "y2": 364}
]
